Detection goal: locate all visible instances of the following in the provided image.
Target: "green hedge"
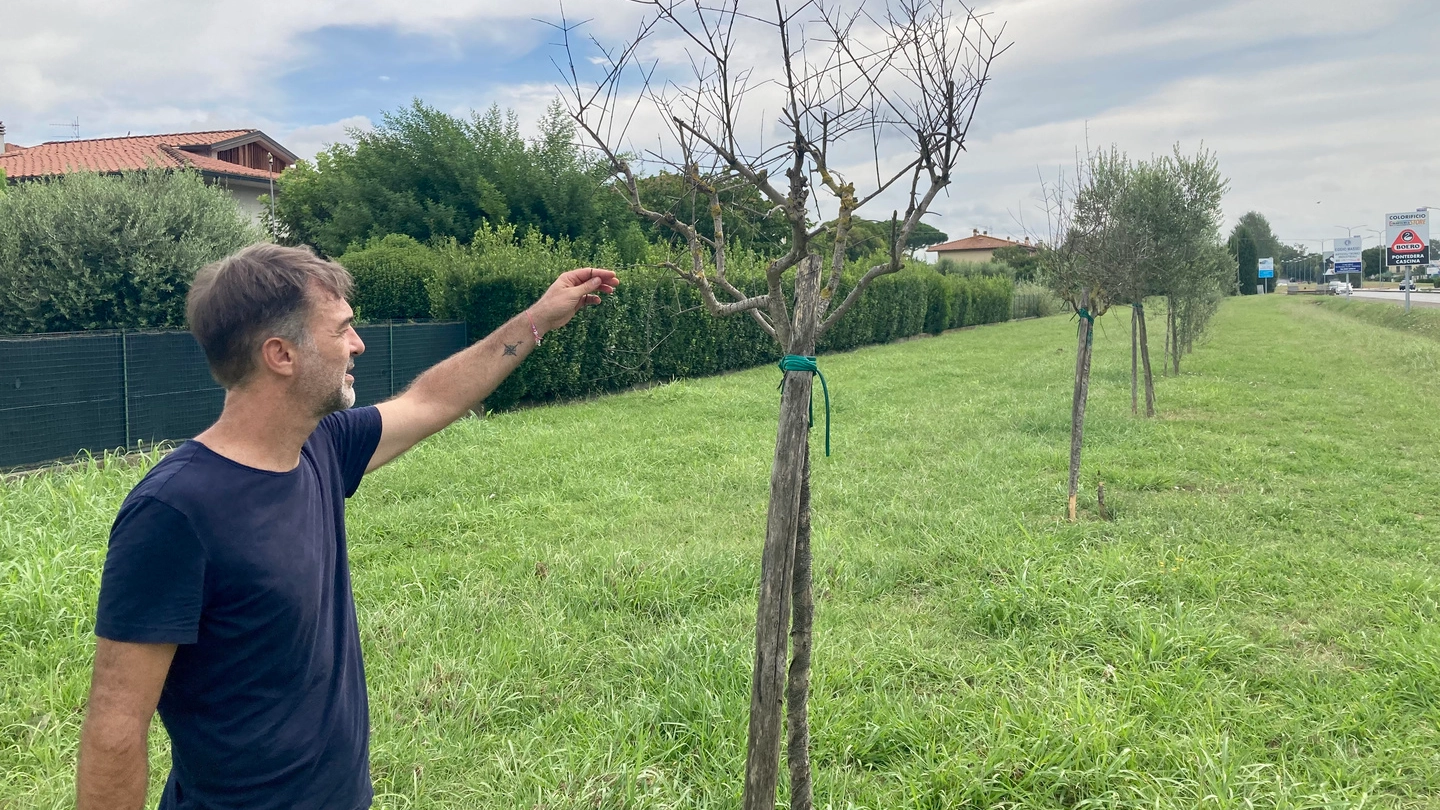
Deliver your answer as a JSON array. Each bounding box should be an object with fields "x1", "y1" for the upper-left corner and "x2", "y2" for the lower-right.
[
  {"x1": 336, "y1": 234, "x2": 437, "y2": 320},
  {"x1": 387, "y1": 228, "x2": 1014, "y2": 410},
  {"x1": 0, "y1": 170, "x2": 257, "y2": 334}
]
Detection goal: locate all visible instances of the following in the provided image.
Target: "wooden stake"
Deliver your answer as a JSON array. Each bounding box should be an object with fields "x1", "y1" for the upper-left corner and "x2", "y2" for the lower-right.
[
  {"x1": 744, "y1": 257, "x2": 821, "y2": 810},
  {"x1": 1130, "y1": 305, "x2": 1138, "y2": 416},
  {"x1": 786, "y1": 448, "x2": 814, "y2": 810},
  {"x1": 1067, "y1": 288, "x2": 1093, "y2": 522},
  {"x1": 1137, "y1": 302, "x2": 1155, "y2": 417}
]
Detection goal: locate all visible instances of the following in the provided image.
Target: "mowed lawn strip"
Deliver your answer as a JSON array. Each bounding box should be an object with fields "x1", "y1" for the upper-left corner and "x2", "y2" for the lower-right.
[{"x1": 3, "y1": 295, "x2": 1440, "y2": 808}]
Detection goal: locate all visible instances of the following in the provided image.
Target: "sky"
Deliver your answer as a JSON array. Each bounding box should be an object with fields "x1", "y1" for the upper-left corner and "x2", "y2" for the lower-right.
[{"x1": 3, "y1": 0, "x2": 1438, "y2": 255}]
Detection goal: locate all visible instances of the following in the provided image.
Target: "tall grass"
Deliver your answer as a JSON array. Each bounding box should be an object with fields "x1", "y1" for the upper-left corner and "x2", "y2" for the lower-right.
[{"x1": 4, "y1": 297, "x2": 1440, "y2": 808}]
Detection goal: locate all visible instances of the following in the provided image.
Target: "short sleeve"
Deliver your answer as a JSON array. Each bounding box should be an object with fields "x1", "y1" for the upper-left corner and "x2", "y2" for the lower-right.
[
  {"x1": 317, "y1": 405, "x2": 383, "y2": 497},
  {"x1": 96, "y1": 497, "x2": 206, "y2": 644}
]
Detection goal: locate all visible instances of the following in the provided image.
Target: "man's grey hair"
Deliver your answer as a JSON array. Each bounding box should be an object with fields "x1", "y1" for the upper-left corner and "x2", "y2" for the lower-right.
[{"x1": 187, "y1": 243, "x2": 353, "y2": 388}]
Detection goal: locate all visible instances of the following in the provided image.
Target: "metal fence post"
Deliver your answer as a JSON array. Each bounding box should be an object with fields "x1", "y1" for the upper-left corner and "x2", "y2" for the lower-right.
[{"x1": 121, "y1": 331, "x2": 132, "y2": 449}]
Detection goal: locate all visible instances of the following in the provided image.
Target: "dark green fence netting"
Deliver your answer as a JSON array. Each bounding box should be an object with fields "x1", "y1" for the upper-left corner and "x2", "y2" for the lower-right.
[{"x1": 0, "y1": 321, "x2": 466, "y2": 469}]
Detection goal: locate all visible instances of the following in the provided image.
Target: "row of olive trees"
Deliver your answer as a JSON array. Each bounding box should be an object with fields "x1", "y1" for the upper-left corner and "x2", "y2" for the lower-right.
[{"x1": 1042, "y1": 145, "x2": 1232, "y2": 520}]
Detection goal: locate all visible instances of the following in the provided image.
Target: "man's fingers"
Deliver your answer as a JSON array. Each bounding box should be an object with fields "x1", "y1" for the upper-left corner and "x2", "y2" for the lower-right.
[{"x1": 563, "y1": 267, "x2": 619, "y2": 288}]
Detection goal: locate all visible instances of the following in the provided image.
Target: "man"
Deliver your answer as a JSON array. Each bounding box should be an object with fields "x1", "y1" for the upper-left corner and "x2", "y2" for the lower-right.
[{"x1": 76, "y1": 243, "x2": 618, "y2": 809}]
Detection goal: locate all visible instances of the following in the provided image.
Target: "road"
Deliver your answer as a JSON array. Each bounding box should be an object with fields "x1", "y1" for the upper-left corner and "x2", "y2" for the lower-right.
[{"x1": 1347, "y1": 289, "x2": 1440, "y2": 309}]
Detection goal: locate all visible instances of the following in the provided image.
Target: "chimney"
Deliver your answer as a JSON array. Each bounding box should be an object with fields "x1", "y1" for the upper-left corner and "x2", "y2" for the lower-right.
[
  {"x1": 1024, "y1": 236, "x2": 1031, "y2": 245},
  {"x1": 983, "y1": 230, "x2": 988, "y2": 235},
  {"x1": 1, "y1": 121, "x2": 6, "y2": 155},
  {"x1": 972, "y1": 228, "x2": 979, "y2": 236}
]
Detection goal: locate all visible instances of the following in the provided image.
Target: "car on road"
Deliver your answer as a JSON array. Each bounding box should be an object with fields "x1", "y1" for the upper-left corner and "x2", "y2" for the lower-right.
[
  {"x1": 1328, "y1": 281, "x2": 1353, "y2": 295},
  {"x1": 1398, "y1": 279, "x2": 1417, "y2": 291}
]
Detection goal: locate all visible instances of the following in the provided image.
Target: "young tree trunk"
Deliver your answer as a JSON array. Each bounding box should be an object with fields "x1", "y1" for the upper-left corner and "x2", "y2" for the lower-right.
[
  {"x1": 1130, "y1": 305, "x2": 1138, "y2": 416},
  {"x1": 786, "y1": 448, "x2": 814, "y2": 810},
  {"x1": 1068, "y1": 288, "x2": 1094, "y2": 521},
  {"x1": 743, "y1": 257, "x2": 821, "y2": 810},
  {"x1": 1169, "y1": 296, "x2": 1181, "y2": 375},
  {"x1": 1136, "y1": 302, "x2": 1155, "y2": 417},
  {"x1": 1163, "y1": 304, "x2": 1172, "y2": 375}
]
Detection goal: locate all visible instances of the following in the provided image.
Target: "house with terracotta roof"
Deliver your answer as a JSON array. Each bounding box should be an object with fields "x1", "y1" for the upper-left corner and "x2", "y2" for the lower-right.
[
  {"x1": 0, "y1": 123, "x2": 297, "y2": 223},
  {"x1": 926, "y1": 229, "x2": 1037, "y2": 264}
]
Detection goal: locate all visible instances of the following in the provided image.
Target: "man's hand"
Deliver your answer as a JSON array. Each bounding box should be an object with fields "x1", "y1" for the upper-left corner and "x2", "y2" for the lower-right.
[{"x1": 528, "y1": 267, "x2": 619, "y2": 335}]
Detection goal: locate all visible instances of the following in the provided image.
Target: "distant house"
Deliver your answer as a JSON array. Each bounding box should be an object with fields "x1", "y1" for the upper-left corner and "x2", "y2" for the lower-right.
[
  {"x1": 0, "y1": 124, "x2": 297, "y2": 223},
  {"x1": 926, "y1": 229, "x2": 1037, "y2": 264}
]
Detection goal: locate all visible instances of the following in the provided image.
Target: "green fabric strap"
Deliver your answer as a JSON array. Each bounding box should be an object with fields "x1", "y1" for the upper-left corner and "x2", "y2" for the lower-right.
[
  {"x1": 778, "y1": 355, "x2": 831, "y2": 457},
  {"x1": 1076, "y1": 307, "x2": 1095, "y2": 323}
]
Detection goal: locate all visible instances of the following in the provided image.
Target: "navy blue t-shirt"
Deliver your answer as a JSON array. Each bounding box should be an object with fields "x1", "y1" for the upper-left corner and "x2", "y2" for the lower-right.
[{"x1": 95, "y1": 406, "x2": 383, "y2": 810}]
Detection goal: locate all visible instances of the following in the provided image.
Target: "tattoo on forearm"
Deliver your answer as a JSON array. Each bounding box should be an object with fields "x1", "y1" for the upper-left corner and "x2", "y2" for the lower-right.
[{"x1": 503, "y1": 342, "x2": 519, "y2": 356}]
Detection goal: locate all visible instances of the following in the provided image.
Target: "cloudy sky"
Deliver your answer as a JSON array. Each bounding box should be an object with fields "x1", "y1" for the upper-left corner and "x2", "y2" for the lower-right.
[{"x1": 3, "y1": 0, "x2": 1437, "y2": 254}]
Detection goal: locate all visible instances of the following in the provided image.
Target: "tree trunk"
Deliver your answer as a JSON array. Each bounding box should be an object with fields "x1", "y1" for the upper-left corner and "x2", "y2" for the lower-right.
[
  {"x1": 743, "y1": 257, "x2": 821, "y2": 810},
  {"x1": 1136, "y1": 302, "x2": 1155, "y2": 417},
  {"x1": 1169, "y1": 296, "x2": 1181, "y2": 375},
  {"x1": 1130, "y1": 305, "x2": 1138, "y2": 416},
  {"x1": 1067, "y1": 288, "x2": 1094, "y2": 522},
  {"x1": 786, "y1": 448, "x2": 814, "y2": 810},
  {"x1": 1163, "y1": 304, "x2": 1172, "y2": 376}
]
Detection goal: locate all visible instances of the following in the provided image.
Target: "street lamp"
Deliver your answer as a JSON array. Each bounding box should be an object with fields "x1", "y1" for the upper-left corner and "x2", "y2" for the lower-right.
[{"x1": 1335, "y1": 225, "x2": 1363, "y2": 237}]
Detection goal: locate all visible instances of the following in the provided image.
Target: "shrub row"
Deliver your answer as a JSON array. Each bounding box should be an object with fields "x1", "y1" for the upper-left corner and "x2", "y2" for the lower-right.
[{"x1": 338, "y1": 226, "x2": 1015, "y2": 411}]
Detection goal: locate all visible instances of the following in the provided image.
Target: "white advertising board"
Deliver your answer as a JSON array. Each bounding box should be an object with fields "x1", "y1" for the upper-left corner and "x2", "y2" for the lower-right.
[
  {"x1": 1333, "y1": 237, "x2": 1363, "y2": 274},
  {"x1": 1386, "y1": 210, "x2": 1430, "y2": 267}
]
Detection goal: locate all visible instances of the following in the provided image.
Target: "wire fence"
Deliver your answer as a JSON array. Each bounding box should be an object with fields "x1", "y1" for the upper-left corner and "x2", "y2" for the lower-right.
[
  {"x1": 0, "y1": 321, "x2": 466, "y2": 470},
  {"x1": 1012, "y1": 292, "x2": 1044, "y2": 320}
]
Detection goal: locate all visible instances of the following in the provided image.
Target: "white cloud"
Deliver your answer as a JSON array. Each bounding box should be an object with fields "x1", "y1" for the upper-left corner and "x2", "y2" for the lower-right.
[
  {"x1": 281, "y1": 116, "x2": 376, "y2": 161},
  {"x1": 2, "y1": 0, "x2": 1437, "y2": 251}
]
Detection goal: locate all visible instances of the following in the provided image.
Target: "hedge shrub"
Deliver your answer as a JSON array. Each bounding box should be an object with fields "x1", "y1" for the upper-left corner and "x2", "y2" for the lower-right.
[
  {"x1": 336, "y1": 234, "x2": 437, "y2": 320},
  {"x1": 411, "y1": 229, "x2": 1013, "y2": 410},
  {"x1": 0, "y1": 170, "x2": 257, "y2": 334}
]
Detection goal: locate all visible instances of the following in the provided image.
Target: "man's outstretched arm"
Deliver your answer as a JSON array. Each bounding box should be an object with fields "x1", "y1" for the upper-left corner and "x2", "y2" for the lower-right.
[
  {"x1": 368, "y1": 267, "x2": 617, "y2": 472},
  {"x1": 77, "y1": 639, "x2": 176, "y2": 810}
]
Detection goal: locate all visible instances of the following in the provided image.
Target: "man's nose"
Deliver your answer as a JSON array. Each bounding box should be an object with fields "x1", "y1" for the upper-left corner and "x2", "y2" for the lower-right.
[{"x1": 350, "y1": 330, "x2": 365, "y2": 356}]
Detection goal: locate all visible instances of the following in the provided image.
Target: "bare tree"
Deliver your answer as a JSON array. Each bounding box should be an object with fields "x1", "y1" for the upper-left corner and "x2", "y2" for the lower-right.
[{"x1": 550, "y1": 2, "x2": 1004, "y2": 807}]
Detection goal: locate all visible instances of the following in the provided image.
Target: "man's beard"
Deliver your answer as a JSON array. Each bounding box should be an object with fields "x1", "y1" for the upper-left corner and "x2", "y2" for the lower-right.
[
  {"x1": 300, "y1": 347, "x2": 355, "y2": 417},
  {"x1": 315, "y1": 376, "x2": 356, "y2": 417}
]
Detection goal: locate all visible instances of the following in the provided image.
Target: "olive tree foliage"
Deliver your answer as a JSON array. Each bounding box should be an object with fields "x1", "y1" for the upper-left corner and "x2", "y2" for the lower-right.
[
  {"x1": 0, "y1": 170, "x2": 257, "y2": 334},
  {"x1": 1040, "y1": 145, "x2": 1230, "y2": 518},
  {"x1": 1120, "y1": 147, "x2": 1230, "y2": 406},
  {"x1": 551, "y1": 2, "x2": 1005, "y2": 807},
  {"x1": 1040, "y1": 147, "x2": 1148, "y2": 520}
]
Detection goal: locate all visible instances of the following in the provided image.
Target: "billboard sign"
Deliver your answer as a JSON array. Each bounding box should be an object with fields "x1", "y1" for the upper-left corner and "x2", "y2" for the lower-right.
[
  {"x1": 1386, "y1": 210, "x2": 1430, "y2": 267},
  {"x1": 1333, "y1": 236, "x2": 1363, "y2": 274},
  {"x1": 1258, "y1": 258, "x2": 1274, "y2": 279}
]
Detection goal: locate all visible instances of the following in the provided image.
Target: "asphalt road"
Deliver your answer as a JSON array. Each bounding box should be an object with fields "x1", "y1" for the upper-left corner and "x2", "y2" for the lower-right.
[{"x1": 1347, "y1": 289, "x2": 1440, "y2": 309}]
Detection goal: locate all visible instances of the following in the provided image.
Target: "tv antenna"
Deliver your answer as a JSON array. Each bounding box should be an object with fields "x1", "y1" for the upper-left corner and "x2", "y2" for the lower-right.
[{"x1": 49, "y1": 118, "x2": 80, "y2": 140}]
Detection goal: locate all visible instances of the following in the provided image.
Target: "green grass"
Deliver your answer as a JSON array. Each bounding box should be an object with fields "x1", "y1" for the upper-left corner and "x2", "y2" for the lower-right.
[
  {"x1": 1315, "y1": 296, "x2": 1440, "y2": 343},
  {"x1": 4, "y1": 295, "x2": 1440, "y2": 809}
]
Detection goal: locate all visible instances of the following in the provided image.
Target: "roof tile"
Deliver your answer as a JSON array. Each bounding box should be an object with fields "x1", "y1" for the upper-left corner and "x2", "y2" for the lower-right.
[
  {"x1": 0, "y1": 130, "x2": 281, "y2": 181},
  {"x1": 927, "y1": 234, "x2": 1031, "y2": 252}
]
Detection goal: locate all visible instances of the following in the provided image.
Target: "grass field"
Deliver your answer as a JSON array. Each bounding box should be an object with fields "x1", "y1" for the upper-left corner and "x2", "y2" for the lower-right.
[{"x1": 4, "y1": 295, "x2": 1440, "y2": 809}]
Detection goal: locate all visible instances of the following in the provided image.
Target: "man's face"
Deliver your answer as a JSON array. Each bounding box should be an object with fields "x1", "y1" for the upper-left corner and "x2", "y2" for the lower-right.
[{"x1": 297, "y1": 291, "x2": 365, "y2": 418}]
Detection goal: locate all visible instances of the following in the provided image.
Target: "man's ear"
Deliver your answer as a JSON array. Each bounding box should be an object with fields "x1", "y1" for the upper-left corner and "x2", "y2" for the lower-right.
[{"x1": 259, "y1": 336, "x2": 300, "y2": 378}]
